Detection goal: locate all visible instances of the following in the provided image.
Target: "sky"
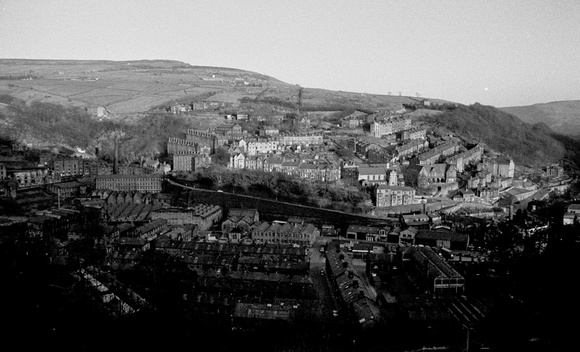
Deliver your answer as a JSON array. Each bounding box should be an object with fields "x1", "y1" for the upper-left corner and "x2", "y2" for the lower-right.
[{"x1": 1, "y1": 0, "x2": 579, "y2": 107}]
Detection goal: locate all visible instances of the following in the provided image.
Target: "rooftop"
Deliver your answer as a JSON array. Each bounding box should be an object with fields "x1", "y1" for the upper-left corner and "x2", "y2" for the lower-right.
[
  {"x1": 416, "y1": 229, "x2": 468, "y2": 243},
  {"x1": 96, "y1": 174, "x2": 162, "y2": 180}
]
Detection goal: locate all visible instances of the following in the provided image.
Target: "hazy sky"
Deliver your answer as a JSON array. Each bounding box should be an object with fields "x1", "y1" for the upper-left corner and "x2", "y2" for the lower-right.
[{"x1": 1, "y1": 0, "x2": 579, "y2": 107}]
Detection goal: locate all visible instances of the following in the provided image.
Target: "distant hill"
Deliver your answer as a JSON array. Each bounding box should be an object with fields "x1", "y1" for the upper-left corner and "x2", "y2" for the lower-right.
[
  {"x1": 500, "y1": 101, "x2": 580, "y2": 137},
  {"x1": 0, "y1": 59, "x2": 447, "y2": 116}
]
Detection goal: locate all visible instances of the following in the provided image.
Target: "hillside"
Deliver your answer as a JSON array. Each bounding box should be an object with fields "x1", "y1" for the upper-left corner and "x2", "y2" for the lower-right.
[
  {"x1": 0, "y1": 94, "x2": 194, "y2": 162},
  {"x1": 500, "y1": 101, "x2": 580, "y2": 137},
  {"x1": 0, "y1": 59, "x2": 442, "y2": 116},
  {"x1": 1, "y1": 59, "x2": 579, "y2": 170},
  {"x1": 416, "y1": 103, "x2": 569, "y2": 168}
]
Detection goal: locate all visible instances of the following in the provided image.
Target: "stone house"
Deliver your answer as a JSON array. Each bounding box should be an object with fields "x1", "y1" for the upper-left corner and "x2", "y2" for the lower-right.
[{"x1": 375, "y1": 185, "x2": 416, "y2": 207}]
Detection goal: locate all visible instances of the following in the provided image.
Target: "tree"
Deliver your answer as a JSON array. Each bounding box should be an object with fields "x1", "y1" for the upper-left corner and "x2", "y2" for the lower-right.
[{"x1": 211, "y1": 147, "x2": 230, "y2": 166}]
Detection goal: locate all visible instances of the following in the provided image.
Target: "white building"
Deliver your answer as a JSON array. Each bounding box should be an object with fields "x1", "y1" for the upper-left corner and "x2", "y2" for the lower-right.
[{"x1": 247, "y1": 139, "x2": 279, "y2": 156}]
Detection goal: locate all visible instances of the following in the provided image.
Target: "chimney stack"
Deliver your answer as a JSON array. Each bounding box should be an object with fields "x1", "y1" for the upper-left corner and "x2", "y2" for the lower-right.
[{"x1": 113, "y1": 136, "x2": 119, "y2": 174}]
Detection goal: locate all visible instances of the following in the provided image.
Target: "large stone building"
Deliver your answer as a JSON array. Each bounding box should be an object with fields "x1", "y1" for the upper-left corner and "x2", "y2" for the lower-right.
[
  {"x1": 486, "y1": 157, "x2": 515, "y2": 178},
  {"x1": 12, "y1": 168, "x2": 58, "y2": 188},
  {"x1": 214, "y1": 124, "x2": 245, "y2": 141},
  {"x1": 148, "y1": 204, "x2": 222, "y2": 229},
  {"x1": 251, "y1": 221, "x2": 319, "y2": 246},
  {"x1": 259, "y1": 126, "x2": 280, "y2": 137},
  {"x1": 95, "y1": 175, "x2": 163, "y2": 193},
  {"x1": 173, "y1": 153, "x2": 211, "y2": 172},
  {"x1": 186, "y1": 129, "x2": 218, "y2": 150},
  {"x1": 83, "y1": 160, "x2": 113, "y2": 177},
  {"x1": 278, "y1": 132, "x2": 323, "y2": 146},
  {"x1": 406, "y1": 246, "x2": 465, "y2": 293},
  {"x1": 167, "y1": 137, "x2": 197, "y2": 155},
  {"x1": 46, "y1": 181, "x2": 85, "y2": 199},
  {"x1": 117, "y1": 164, "x2": 145, "y2": 176},
  {"x1": 544, "y1": 164, "x2": 564, "y2": 178},
  {"x1": 375, "y1": 185, "x2": 416, "y2": 207},
  {"x1": 371, "y1": 115, "x2": 412, "y2": 138},
  {"x1": 168, "y1": 129, "x2": 218, "y2": 155},
  {"x1": 417, "y1": 164, "x2": 457, "y2": 188},
  {"x1": 563, "y1": 204, "x2": 580, "y2": 225},
  {"x1": 358, "y1": 166, "x2": 387, "y2": 184},
  {"x1": 53, "y1": 157, "x2": 85, "y2": 176},
  {"x1": 247, "y1": 139, "x2": 279, "y2": 156}
]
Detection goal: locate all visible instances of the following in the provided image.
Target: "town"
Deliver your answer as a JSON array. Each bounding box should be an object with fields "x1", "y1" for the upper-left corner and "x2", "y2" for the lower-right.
[{"x1": 1, "y1": 99, "x2": 579, "y2": 351}]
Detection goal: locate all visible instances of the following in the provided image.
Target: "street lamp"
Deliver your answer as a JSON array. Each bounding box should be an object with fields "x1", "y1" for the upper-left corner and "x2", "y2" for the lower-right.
[{"x1": 463, "y1": 324, "x2": 471, "y2": 352}]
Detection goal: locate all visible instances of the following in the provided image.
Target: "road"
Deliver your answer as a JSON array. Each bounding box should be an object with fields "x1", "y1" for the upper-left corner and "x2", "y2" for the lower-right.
[
  {"x1": 349, "y1": 257, "x2": 378, "y2": 302},
  {"x1": 309, "y1": 238, "x2": 338, "y2": 322}
]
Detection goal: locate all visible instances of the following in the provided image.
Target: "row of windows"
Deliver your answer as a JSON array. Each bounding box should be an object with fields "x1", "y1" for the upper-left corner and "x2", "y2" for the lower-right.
[
  {"x1": 253, "y1": 233, "x2": 314, "y2": 240},
  {"x1": 377, "y1": 191, "x2": 414, "y2": 196}
]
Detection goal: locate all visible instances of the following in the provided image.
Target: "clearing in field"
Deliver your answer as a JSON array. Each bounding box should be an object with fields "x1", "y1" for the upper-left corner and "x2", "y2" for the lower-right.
[
  {"x1": 106, "y1": 95, "x2": 175, "y2": 113},
  {"x1": 74, "y1": 88, "x2": 135, "y2": 98},
  {"x1": 108, "y1": 82, "x2": 155, "y2": 91},
  {"x1": 205, "y1": 91, "x2": 246, "y2": 104},
  {"x1": 47, "y1": 85, "x2": 100, "y2": 97},
  {"x1": 76, "y1": 95, "x2": 132, "y2": 107},
  {"x1": 141, "y1": 84, "x2": 185, "y2": 95}
]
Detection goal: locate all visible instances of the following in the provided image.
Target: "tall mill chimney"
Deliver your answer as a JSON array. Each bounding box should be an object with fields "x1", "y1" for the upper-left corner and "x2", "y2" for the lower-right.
[{"x1": 113, "y1": 136, "x2": 119, "y2": 174}]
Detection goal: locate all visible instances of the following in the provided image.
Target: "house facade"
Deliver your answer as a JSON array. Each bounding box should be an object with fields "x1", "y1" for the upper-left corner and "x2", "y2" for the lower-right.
[
  {"x1": 173, "y1": 153, "x2": 211, "y2": 172},
  {"x1": 375, "y1": 185, "x2": 416, "y2": 207}
]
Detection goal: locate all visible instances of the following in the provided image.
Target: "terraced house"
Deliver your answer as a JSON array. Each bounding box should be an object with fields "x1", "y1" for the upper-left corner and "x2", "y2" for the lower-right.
[
  {"x1": 298, "y1": 162, "x2": 340, "y2": 182},
  {"x1": 283, "y1": 159, "x2": 340, "y2": 181},
  {"x1": 445, "y1": 144, "x2": 483, "y2": 172},
  {"x1": 395, "y1": 139, "x2": 429, "y2": 159},
  {"x1": 399, "y1": 127, "x2": 427, "y2": 141},
  {"x1": 418, "y1": 142, "x2": 460, "y2": 165},
  {"x1": 229, "y1": 152, "x2": 339, "y2": 181},
  {"x1": 251, "y1": 221, "x2": 319, "y2": 246},
  {"x1": 133, "y1": 219, "x2": 168, "y2": 242},
  {"x1": 278, "y1": 132, "x2": 323, "y2": 146},
  {"x1": 244, "y1": 155, "x2": 267, "y2": 171}
]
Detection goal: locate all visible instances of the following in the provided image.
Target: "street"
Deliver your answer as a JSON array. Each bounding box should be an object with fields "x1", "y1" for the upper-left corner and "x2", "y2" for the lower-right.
[{"x1": 309, "y1": 238, "x2": 338, "y2": 321}]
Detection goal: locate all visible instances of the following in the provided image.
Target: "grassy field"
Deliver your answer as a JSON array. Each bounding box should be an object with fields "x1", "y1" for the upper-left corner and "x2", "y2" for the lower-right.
[{"x1": 0, "y1": 58, "x2": 451, "y2": 119}]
